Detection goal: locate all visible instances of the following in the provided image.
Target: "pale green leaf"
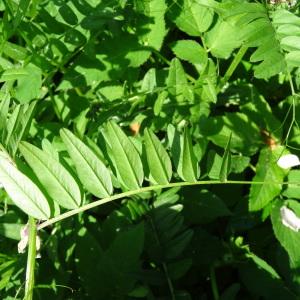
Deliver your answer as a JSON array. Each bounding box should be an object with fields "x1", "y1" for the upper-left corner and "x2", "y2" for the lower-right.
[
  {"x1": 0, "y1": 68, "x2": 28, "y2": 82},
  {"x1": 3, "y1": 41, "x2": 28, "y2": 61},
  {"x1": 144, "y1": 128, "x2": 172, "y2": 185},
  {"x1": 19, "y1": 142, "x2": 81, "y2": 209},
  {"x1": 171, "y1": 40, "x2": 208, "y2": 73},
  {"x1": 0, "y1": 86, "x2": 10, "y2": 134},
  {"x1": 0, "y1": 154, "x2": 50, "y2": 219},
  {"x1": 168, "y1": 0, "x2": 214, "y2": 36},
  {"x1": 5, "y1": 101, "x2": 36, "y2": 156},
  {"x1": 205, "y1": 18, "x2": 241, "y2": 59},
  {"x1": 105, "y1": 121, "x2": 144, "y2": 190},
  {"x1": 60, "y1": 128, "x2": 113, "y2": 198}
]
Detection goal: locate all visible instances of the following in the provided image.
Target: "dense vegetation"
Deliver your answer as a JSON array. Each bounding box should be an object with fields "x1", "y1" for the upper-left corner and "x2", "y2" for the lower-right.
[{"x1": 1, "y1": 0, "x2": 300, "y2": 299}]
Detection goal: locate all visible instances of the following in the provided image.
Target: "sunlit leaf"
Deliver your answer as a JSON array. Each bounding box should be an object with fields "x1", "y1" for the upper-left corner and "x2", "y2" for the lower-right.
[
  {"x1": 0, "y1": 153, "x2": 50, "y2": 219},
  {"x1": 105, "y1": 121, "x2": 144, "y2": 190},
  {"x1": 144, "y1": 128, "x2": 172, "y2": 184},
  {"x1": 19, "y1": 142, "x2": 82, "y2": 209},
  {"x1": 60, "y1": 128, "x2": 113, "y2": 198}
]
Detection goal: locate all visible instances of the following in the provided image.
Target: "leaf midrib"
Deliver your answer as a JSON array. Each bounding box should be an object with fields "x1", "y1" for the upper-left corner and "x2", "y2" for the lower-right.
[
  {"x1": 147, "y1": 130, "x2": 169, "y2": 183},
  {"x1": 21, "y1": 143, "x2": 79, "y2": 207},
  {"x1": 62, "y1": 130, "x2": 111, "y2": 196},
  {"x1": 0, "y1": 158, "x2": 48, "y2": 219},
  {"x1": 110, "y1": 123, "x2": 140, "y2": 188}
]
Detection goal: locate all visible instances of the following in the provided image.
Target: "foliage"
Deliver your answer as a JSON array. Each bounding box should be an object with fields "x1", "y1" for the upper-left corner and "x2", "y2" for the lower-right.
[{"x1": 0, "y1": 0, "x2": 300, "y2": 299}]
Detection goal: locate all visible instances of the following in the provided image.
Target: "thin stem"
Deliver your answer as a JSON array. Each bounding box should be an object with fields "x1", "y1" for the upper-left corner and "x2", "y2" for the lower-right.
[
  {"x1": 162, "y1": 262, "x2": 176, "y2": 300},
  {"x1": 38, "y1": 180, "x2": 299, "y2": 230},
  {"x1": 220, "y1": 45, "x2": 248, "y2": 89},
  {"x1": 24, "y1": 217, "x2": 37, "y2": 300},
  {"x1": 210, "y1": 266, "x2": 219, "y2": 300},
  {"x1": 148, "y1": 214, "x2": 175, "y2": 300}
]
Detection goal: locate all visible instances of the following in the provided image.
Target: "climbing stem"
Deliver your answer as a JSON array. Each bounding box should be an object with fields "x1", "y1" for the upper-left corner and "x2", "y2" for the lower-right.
[
  {"x1": 24, "y1": 217, "x2": 37, "y2": 300},
  {"x1": 38, "y1": 179, "x2": 297, "y2": 230}
]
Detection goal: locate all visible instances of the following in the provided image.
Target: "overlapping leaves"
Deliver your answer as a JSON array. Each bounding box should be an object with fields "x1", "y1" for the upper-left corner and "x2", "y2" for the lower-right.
[{"x1": 0, "y1": 121, "x2": 200, "y2": 219}]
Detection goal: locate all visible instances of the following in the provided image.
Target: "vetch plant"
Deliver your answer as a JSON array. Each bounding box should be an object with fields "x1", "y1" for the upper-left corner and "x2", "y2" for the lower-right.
[{"x1": 1, "y1": 1, "x2": 300, "y2": 299}]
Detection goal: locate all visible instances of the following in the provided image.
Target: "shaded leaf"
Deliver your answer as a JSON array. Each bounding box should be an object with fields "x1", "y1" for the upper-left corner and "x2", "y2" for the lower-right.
[
  {"x1": 219, "y1": 132, "x2": 232, "y2": 182},
  {"x1": 271, "y1": 199, "x2": 300, "y2": 268},
  {"x1": 249, "y1": 147, "x2": 287, "y2": 211}
]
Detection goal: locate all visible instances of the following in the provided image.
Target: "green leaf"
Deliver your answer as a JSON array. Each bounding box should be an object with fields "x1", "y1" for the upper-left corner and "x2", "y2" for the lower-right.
[
  {"x1": 171, "y1": 40, "x2": 208, "y2": 73},
  {"x1": 219, "y1": 132, "x2": 232, "y2": 182},
  {"x1": 167, "y1": 58, "x2": 191, "y2": 103},
  {"x1": 239, "y1": 249, "x2": 297, "y2": 300},
  {"x1": 4, "y1": 101, "x2": 36, "y2": 157},
  {"x1": 2, "y1": 41, "x2": 29, "y2": 61},
  {"x1": 183, "y1": 190, "x2": 231, "y2": 224},
  {"x1": 76, "y1": 223, "x2": 144, "y2": 298},
  {"x1": 177, "y1": 127, "x2": 199, "y2": 182},
  {"x1": 15, "y1": 63, "x2": 42, "y2": 104},
  {"x1": 282, "y1": 170, "x2": 300, "y2": 199},
  {"x1": 154, "y1": 90, "x2": 168, "y2": 116},
  {"x1": 0, "y1": 86, "x2": 10, "y2": 134},
  {"x1": 0, "y1": 68, "x2": 28, "y2": 82},
  {"x1": 0, "y1": 153, "x2": 50, "y2": 219},
  {"x1": 168, "y1": 0, "x2": 214, "y2": 36},
  {"x1": 105, "y1": 121, "x2": 144, "y2": 190},
  {"x1": 60, "y1": 128, "x2": 113, "y2": 198},
  {"x1": 204, "y1": 18, "x2": 242, "y2": 59},
  {"x1": 201, "y1": 112, "x2": 261, "y2": 156},
  {"x1": 19, "y1": 142, "x2": 81, "y2": 209},
  {"x1": 144, "y1": 128, "x2": 172, "y2": 185},
  {"x1": 271, "y1": 199, "x2": 300, "y2": 267},
  {"x1": 249, "y1": 147, "x2": 287, "y2": 211}
]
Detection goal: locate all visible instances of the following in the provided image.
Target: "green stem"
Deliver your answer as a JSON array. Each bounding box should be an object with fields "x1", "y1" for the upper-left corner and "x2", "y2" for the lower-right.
[
  {"x1": 220, "y1": 45, "x2": 248, "y2": 89},
  {"x1": 162, "y1": 262, "x2": 176, "y2": 300},
  {"x1": 38, "y1": 179, "x2": 297, "y2": 230},
  {"x1": 210, "y1": 266, "x2": 219, "y2": 300},
  {"x1": 24, "y1": 217, "x2": 37, "y2": 300}
]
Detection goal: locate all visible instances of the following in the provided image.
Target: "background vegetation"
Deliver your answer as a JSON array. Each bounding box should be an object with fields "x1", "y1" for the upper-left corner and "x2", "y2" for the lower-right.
[{"x1": 0, "y1": 0, "x2": 300, "y2": 299}]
